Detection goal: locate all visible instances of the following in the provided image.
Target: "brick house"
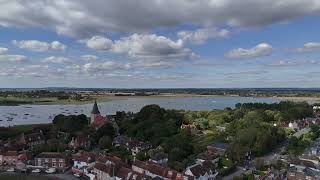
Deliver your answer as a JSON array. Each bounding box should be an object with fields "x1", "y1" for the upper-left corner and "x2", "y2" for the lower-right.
[
  {"x1": 92, "y1": 157, "x2": 150, "y2": 180},
  {"x1": 34, "y1": 152, "x2": 70, "y2": 172}
]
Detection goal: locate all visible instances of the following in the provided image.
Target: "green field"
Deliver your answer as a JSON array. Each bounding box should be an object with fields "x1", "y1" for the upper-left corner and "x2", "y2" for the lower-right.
[{"x1": 0, "y1": 96, "x2": 119, "y2": 105}]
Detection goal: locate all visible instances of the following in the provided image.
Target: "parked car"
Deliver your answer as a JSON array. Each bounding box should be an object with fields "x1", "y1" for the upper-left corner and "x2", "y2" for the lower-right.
[
  {"x1": 74, "y1": 173, "x2": 81, "y2": 178},
  {"x1": 45, "y1": 168, "x2": 56, "y2": 174},
  {"x1": 6, "y1": 168, "x2": 14, "y2": 172},
  {"x1": 32, "y1": 169, "x2": 41, "y2": 173}
]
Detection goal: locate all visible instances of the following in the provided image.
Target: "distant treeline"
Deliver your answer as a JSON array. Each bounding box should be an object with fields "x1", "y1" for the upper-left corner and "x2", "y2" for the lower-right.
[{"x1": 1, "y1": 88, "x2": 320, "y2": 97}]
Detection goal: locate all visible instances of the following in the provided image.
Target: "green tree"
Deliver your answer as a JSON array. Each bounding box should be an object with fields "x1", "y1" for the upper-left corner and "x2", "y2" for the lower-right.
[{"x1": 98, "y1": 136, "x2": 112, "y2": 149}]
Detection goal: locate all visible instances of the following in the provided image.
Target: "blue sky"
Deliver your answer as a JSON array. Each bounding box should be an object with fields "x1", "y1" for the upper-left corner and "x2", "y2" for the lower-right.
[{"x1": 0, "y1": 1, "x2": 320, "y2": 88}]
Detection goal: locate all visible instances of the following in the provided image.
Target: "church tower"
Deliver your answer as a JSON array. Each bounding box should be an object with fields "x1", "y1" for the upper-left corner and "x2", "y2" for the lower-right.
[{"x1": 91, "y1": 100, "x2": 100, "y2": 124}]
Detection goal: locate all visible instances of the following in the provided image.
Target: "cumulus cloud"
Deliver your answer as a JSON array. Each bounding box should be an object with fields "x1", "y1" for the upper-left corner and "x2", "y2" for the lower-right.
[
  {"x1": 1, "y1": 1, "x2": 319, "y2": 37},
  {"x1": 111, "y1": 34, "x2": 198, "y2": 62},
  {"x1": 0, "y1": 47, "x2": 8, "y2": 54},
  {"x1": 0, "y1": 55, "x2": 28, "y2": 62},
  {"x1": 86, "y1": 34, "x2": 198, "y2": 63},
  {"x1": 12, "y1": 40, "x2": 66, "y2": 52},
  {"x1": 294, "y1": 42, "x2": 320, "y2": 52},
  {"x1": 86, "y1": 36, "x2": 113, "y2": 51},
  {"x1": 226, "y1": 43, "x2": 273, "y2": 59},
  {"x1": 178, "y1": 28, "x2": 230, "y2": 44},
  {"x1": 80, "y1": 55, "x2": 98, "y2": 61},
  {"x1": 51, "y1": 41, "x2": 67, "y2": 51},
  {"x1": 43, "y1": 56, "x2": 72, "y2": 64}
]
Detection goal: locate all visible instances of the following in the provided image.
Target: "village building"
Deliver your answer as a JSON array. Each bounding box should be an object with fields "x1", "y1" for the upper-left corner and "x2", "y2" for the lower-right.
[
  {"x1": 112, "y1": 135, "x2": 153, "y2": 156},
  {"x1": 69, "y1": 135, "x2": 91, "y2": 150},
  {"x1": 0, "y1": 150, "x2": 18, "y2": 166},
  {"x1": 72, "y1": 151, "x2": 96, "y2": 175},
  {"x1": 18, "y1": 132, "x2": 45, "y2": 148},
  {"x1": 287, "y1": 166, "x2": 320, "y2": 180},
  {"x1": 181, "y1": 123, "x2": 199, "y2": 135},
  {"x1": 92, "y1": 156, "x2": 131, "y2": 180},
  {"x1": 132, "y1": 160, "x2": 191, "y2": 180},
  {"x1": 196, "y1": 151, "x2": 220, "y2": 164},
  {"x1": 90, "y1": 100, "x2": 109, "y2": 129},
  {"x1": 207, "y1": 143, "x2": 228, "y2": 156},
  {"x1": 34, "y1": 152, "x2": 70, "y2": 172},
  {"x1": 184, "y1": 160, "x2": 218, "y2": 180},
  {"x1": 149, "y1": 152, "x2": 168, "y2": 166},
  {"x1": 288, "y1": 122, "x2": 299, "y2": 130}
]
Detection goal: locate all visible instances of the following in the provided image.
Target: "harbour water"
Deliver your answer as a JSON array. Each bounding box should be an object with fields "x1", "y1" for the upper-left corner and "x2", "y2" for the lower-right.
[{"x1": 0, "y1": 96, "x2": 279, "y2": 126}]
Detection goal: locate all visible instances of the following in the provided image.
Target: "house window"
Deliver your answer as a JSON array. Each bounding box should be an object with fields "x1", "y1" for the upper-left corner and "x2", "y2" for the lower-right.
[
  {"x1": 52, "y1": 162, "x2": 56, "y2": 167},
  {"x1": 37, "y1": 159, "x2": 42, "y2": 165},
  {"x1": 59, "y1": 163, "x2": 63, "y2": 167},
  {"x1": 45, "y1": 158, "x2": 49, "y2": 162},
  {"x1": 52, "y1": 159, "x2": 56, "y2": 162},
  {"x1": 59, "y1": 159, "x2": 64, "y2": 162}
]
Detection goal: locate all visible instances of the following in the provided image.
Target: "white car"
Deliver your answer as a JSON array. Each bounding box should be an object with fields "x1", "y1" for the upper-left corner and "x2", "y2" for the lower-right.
[
  {"x1": 32, "y1": 169, "x2": 41, "y2": 173},
  {"x1": 74, "y1": 173, "x2": 81, "y2": 178},
  {"x1": 45, "y1": 168, "x2": 56, "y2": 174},
  {"x1": 6, "y1": 168, "x2": 14, "y2": 172}
]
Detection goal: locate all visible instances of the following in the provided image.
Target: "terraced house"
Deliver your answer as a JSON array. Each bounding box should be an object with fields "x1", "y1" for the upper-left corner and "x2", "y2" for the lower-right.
[{"x1": 34, "y1": 152, "x2": 70, "y2": 172}]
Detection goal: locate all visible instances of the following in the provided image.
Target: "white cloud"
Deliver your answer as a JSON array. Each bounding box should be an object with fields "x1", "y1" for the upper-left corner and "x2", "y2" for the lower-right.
[
  {"x1": 85, "y1": 34, "x2": 198, "y2": 63},
  {"x1": 86, "y1": 36, "x2": 113, "y2": 51},
  {"x1": 0, "y1": 47, "x2": 8, "y2": 54},
  {"x1": 12, "y1": 40, "x2": 66, "y2": 52},
  {"x1": 80, "y1": 55, "x2": 98, "y2": 61},
  {"x1": 178, "y1": 28, "x2": 230, "y2": 44},
  {"x1": 0, "y1": 64, "x2": 66, "y2": 78},
  {"x1": 295, "y1": 42, "x2": 320, "y2": 52},
  {"x1": 1, "y1": 1, "x2": 319, "y2": 37},
  {"x1": 51, "y1": 41, "x2": 67, "y2": 51},
  {"x1": 83, "y1": 61, "x2": 131, "y2": 75},
  {"x1": 43, "y1": 56, "x2": 72, "y2": 64},
  {"x1": 112, "y1": 34, "x2": 198, "y2": 62},
  {"x1": 13, "y1": 40, "x2": 50, "y2": 52},
  {"x1": 226, "y1": 43, "x2": 273, "y2": 59},
  {"x1": 268, "y1": 60, "x2": 319, "y2": 67},
  {"x1": 0, "y1": 55, "x2": 28, "y2": 62}
]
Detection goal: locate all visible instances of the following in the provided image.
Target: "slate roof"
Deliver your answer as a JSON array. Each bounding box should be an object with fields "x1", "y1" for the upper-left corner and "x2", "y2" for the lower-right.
[
  {"x1": 91, "y1": 100, "x2": 100, "y2": 114},
  {"x1": 35, "y1": 152, "x2": 67, "y2": 159}
]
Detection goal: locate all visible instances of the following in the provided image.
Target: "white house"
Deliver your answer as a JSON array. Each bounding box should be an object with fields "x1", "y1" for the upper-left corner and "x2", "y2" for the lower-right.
[
  {"x1": 72, "y1": 152, "x2": 96, "y2": 175},
  {"x1": 184, "y1": 161, "x2": 218, "y2": 180}
]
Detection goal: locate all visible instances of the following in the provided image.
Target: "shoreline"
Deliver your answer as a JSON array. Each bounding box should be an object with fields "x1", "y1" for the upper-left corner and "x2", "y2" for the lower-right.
[{"x1": 0, "y1": 94, "x2": 319, "y2": 106}]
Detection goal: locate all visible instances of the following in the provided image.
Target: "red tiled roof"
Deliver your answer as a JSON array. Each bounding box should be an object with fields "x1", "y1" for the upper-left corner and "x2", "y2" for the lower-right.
[
  {"x1": 133, "y1": 160, "x2": 181, "y2": 179},
  {"x1": 116, "y1": 167, "x2": 132, "y2": 179},
  {"x1": 94, "y1": 162, "x2": 114, "y2": 175},
  {"x1": 72, "y1": 152, "x2": 96, "y2": 163},
  {"x1": 92, "y1": 115, "x2": 108, "y2": 128},
  {"x1": 0, "y1": 151, "x2": 18, "y2": 156},
  {"x1": 97, "y1": 156, "x2": 129, "y2": 169}
]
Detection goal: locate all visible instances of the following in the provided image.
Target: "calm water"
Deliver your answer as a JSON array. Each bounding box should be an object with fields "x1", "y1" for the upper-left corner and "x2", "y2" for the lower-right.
[{"x1": 0, "y1": 96, "x2": 279, "y2": 126}]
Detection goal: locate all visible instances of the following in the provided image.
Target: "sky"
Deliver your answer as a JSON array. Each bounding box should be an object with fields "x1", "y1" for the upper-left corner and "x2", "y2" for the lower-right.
[{"x1": 0, "y1": 0, "x2": 320, "y2": 88}]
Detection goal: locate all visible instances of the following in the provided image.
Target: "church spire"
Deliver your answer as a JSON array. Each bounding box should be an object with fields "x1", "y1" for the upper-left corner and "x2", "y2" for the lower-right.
[{"x1": 91, "y1": 100, "x2": 100, "y2": 114}]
